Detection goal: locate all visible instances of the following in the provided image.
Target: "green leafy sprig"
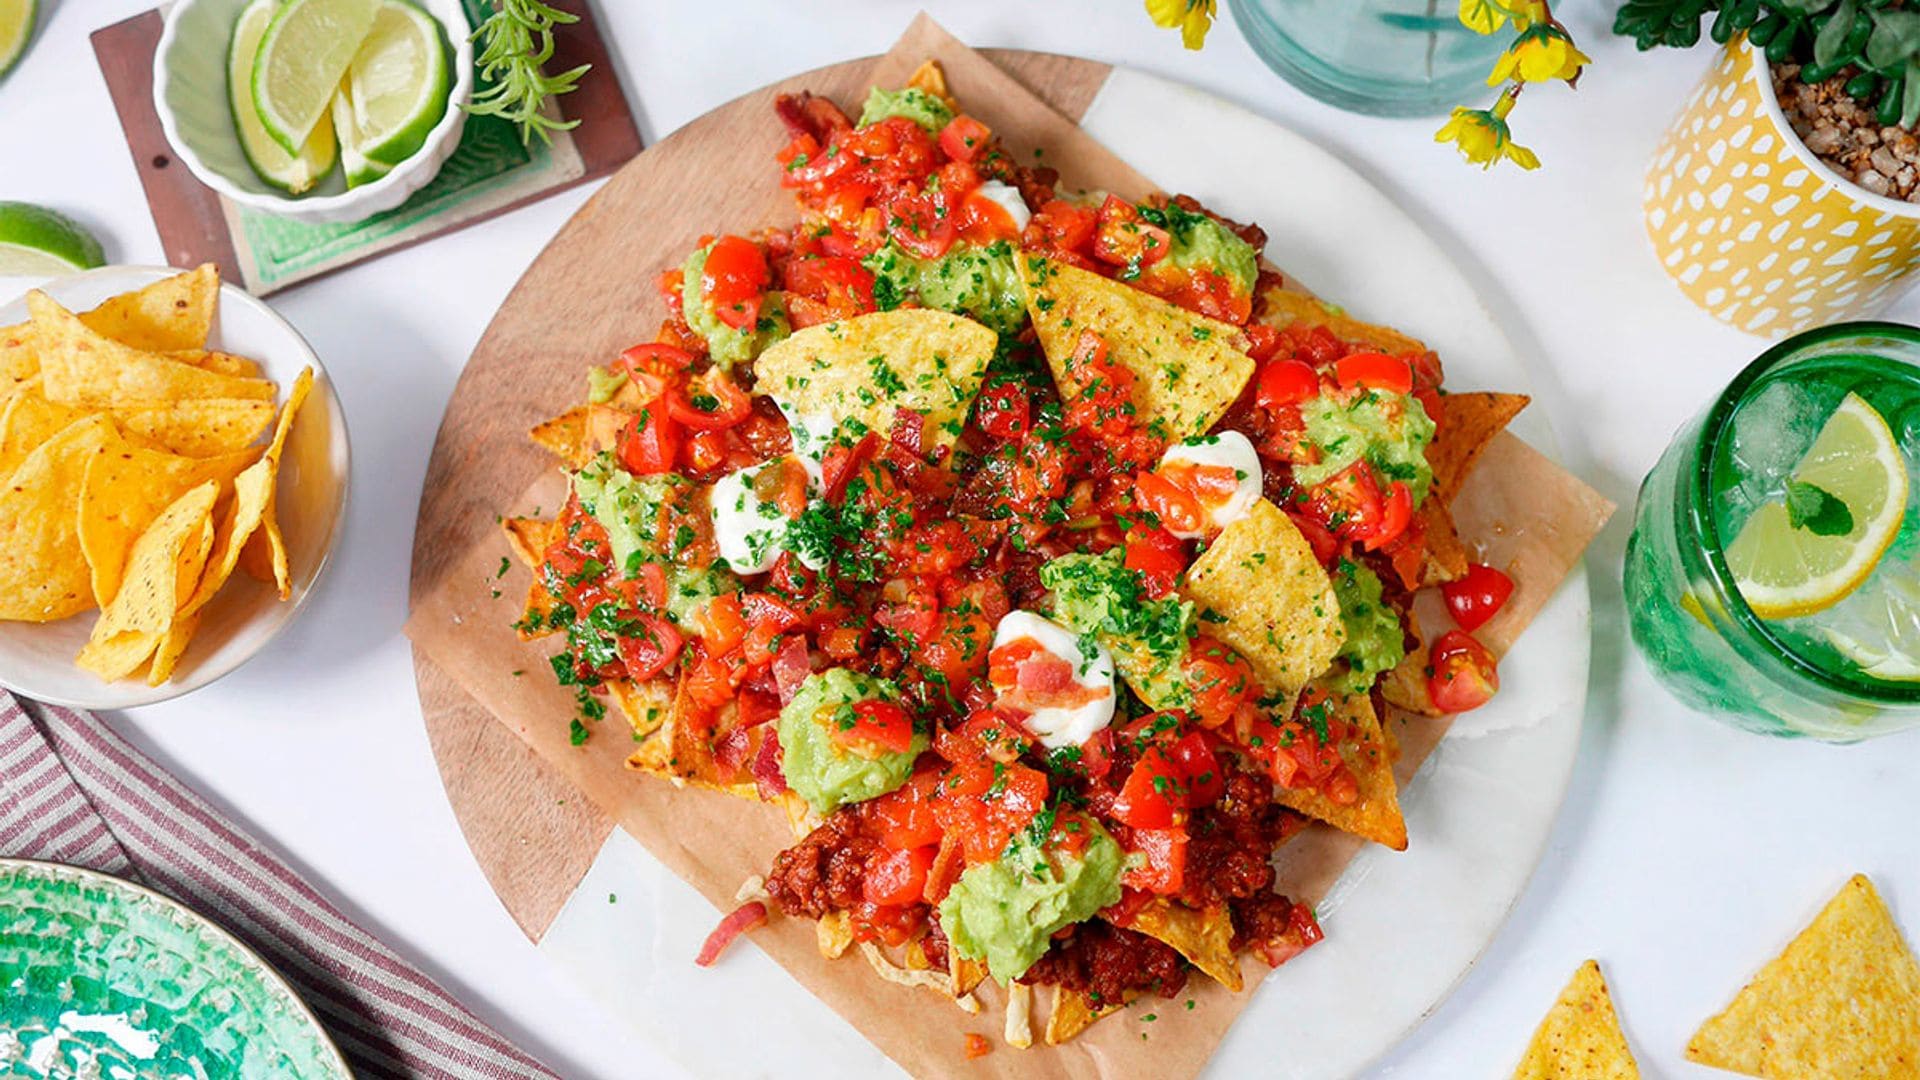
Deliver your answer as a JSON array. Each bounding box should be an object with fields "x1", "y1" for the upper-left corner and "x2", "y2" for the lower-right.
[{"x1": 465, "y1": 0, "x2": 591, "y2": 145}]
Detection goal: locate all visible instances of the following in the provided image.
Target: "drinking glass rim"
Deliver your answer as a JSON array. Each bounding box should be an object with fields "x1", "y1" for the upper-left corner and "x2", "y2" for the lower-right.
[{"x1": 1690, "y1": 320, "x2": 1920, "y2": 704}]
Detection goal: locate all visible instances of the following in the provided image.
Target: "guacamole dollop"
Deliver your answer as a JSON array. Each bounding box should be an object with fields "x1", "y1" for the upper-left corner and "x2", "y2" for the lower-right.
[
  {"x1": 1292, "y1": 389, "x2": 1436, "y2": 505},
  {"x1": 681, "y1": 245, "x2": 790, "y2": 369},
  {"x1": 1040, "y1": 551, "x2": 1194, "y2": 708},
  {"x1": 1330, "y1": 559, "x2": 1404, "y2": 694},
  {"x1": 938, "y1": 821, "x2": 1124, "y2": 983},
  {"x1": 1141, "y1": 202, "x2": 1259, "y2": 294},
  {"x1": 572, "y1": 453, "x2": 738, "y2": 624},
  {"x1": 586, "y1": 365, "x2": 627, "y2": 404},
  {"x1": 858, "y1": 86, "x2": 954, "y2": 133},
  {"x1": 779, "y1": 668, "x2": 925, "y2": 814},
  {"x1": 863, "y1": 240, "x2": 1026, "y2": 335}
]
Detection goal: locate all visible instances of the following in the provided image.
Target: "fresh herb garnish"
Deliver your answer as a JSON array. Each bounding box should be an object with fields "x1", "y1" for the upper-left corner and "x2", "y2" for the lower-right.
[
  {"x1": 1785, "y1": 480, "x2": 1854, "y2": 537},
  {"x1": 465, "y1": 0, "x2": 591, "y2": 146}
]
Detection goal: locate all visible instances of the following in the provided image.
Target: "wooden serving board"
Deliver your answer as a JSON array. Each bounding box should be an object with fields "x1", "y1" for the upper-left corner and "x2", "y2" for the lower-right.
[{"x1": 408, "y1": 49, "x2": 1111, "y2": 940}]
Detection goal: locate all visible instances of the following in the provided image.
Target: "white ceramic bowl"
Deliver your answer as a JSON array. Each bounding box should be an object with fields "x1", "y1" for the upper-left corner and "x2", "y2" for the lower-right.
[
  {"x1": 153, "y1": 0, "x2": 473, "y2": 224},
  {"x1": 0, "y1": 266, "x2": 351, "y2": 709}
]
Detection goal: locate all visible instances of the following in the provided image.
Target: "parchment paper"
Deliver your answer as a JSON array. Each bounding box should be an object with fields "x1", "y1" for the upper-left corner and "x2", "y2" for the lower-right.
[{"x1": 405, "y1": 16, "x2": 1615, "y2": 1079}]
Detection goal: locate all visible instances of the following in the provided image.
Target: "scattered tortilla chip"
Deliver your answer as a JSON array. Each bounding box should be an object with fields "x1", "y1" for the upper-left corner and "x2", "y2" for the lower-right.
[
  {"x1": 1255, "y1": 284, "x2": 1429, "y2": 359},
  {"x1": 1418, "y1": 496, "x2": 1471, "y2": 586},
  {"x1": 904, "y1": 59, "x2": 956, "y2": 110},
  {"x1": 76, "y1": 481, "x2": 219, "y2": 682},
  {"x1": 240, "y1": 367, "x2": 314, "y2": 601},
  {"x1": 1273, "y1": 683, "x2": 1407, "y2": 850},
  {"x1": 78, "y1": 437, "x2": 257, "y2": 606},
  {"x1": 515, "y1": 575, "x2": 563, "y2": 641},
  {"x1": 951, "y1": 950, "x2": 988, "y2": 999},
  {"x1": 607, "y1": 678, "x2": 671, "y2": 740},
  {"x1": 1126, "y1": 898, "x2": 1242, "y2": 992},
  {"x1": 110, "y1": 398, "x2": 276, "y2": 458},
  {"x1": 1687, "y1": 874, "x2": 1920, "y2": 1077},
  {"x1": 27, "y1": 292, "x2": 273, "y2": 408},
  {"x1": 0, "y1": 385, "x2": 89, "y2": 481},
  {"x1": 1020, "y1": 254, "x2": 1251, "y2": 445},
  {"x1": 530, "y1": 406, "x2": 593, "y2": 467},
  {"x1": 502, "y1": 516, "x2": 558, "y2": 570},
  {"x1": 1432, "y1": 391, "x2": 1530, "y2": 503},
  {"x1": 1182, "y1": 498, "x2": 1345, "y2": 700},
  {"x1": 1005, "y1": 981, "x2": 1033, "y2": 1049},
  {"x1": 651, "y1": 675, "x2": 763, "y2": 797},
  {"x1": 0, "y1": 415, "x2": 116, "y2": 622},
  {"x1": 1514, "y1": 960, "x2": 1640, "y2": 1079},
  {"x1": 76, "y1": 264, "x2": 218, "y2": 352},
  {"x1": 752, "y1": 309, "x2": 996, "y2": 459},
  {"x1": 1044, "y1": 985, "x2": 1134, "y2": 1045}
]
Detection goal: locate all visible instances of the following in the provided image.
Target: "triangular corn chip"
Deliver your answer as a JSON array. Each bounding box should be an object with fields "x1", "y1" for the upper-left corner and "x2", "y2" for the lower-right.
[
  {"x1": 27, "y1": 291, "x2": 272, "y2": 408},
  {"x1": 79, "y1": 436, "x2": 256, "y2": 607},
  {"x1": 1181, "y1": 498, "x2": 1345, "y2": 701},
  {"x1": 202, "y1": 368, "x2": 311, "y2": 606},
  {"x1": 241, "y1": 367, "x2": 312, "y2": 600},
  {"x1": 1432, "y1": 391, "x2": 1530, "y2": 504},
  {"x1": 1254, "y1": 284, "x2": 1429, "y2": 359},
  {"x1": 76, "y1": 264, "x2": 219, "y2": 352},
  {"x1": 0, "y1": 415, "x2": 116, "y2": 622},
  {"x1": 165, "y1": 349, "x2": 260, "y2": 378},
  {"x1": 502, "y1": 516, "x2": 559, "y2": 569},
  {"x1": 0, "y1": 384, "x2": 89, "y2": 482},
  {"x1": 1044, "y1": 985, "x2": 1136, "y2": 1045},
  {"x1": 1514, "y1": 960, "x2": 1640, "y2": 1079},
  {"x1": 111, "y1": 398, "x2": 276, "y2": 458},
  {"x1": 1124, "y1": 898, "x2": 1241, "y2": 992},
  {"x1": 76, "y1": 481, "x2": 219, "y2": 682},
  {"x1": 530, "y1": 406, "x2": 593, "y2": 467},
  {"x1": 1020, "y1": 253, "x2": 1251, "y2": 445},
  {"x1": 1273, "y1": 683, "x2": 1407, "y2": 849},
  {"x1": 1687, "y1": 875, "x2": 1920, "y2": 1077}
]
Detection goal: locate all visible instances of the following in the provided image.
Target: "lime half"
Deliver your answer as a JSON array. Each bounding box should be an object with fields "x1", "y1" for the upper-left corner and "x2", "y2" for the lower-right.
[
  {"x1": 230, "y1": 0, "x2": 337, "y2": 194},
  {"x1": 250, "y1": 0, "x2": 381, "y2": 154},
  {"x1": 347, "y1": 0, "x2": 448, "y2": 167},
  {"x1": 0, "y1": 0, "x2": 35, "y2": 79},
  {"x1": 1726, "y1": 392, "x2": 1909, "y2": 619},
  {"x1": 331, "y1": 81, "x2": 393, "y2": 189},
  {"x1": 0, "y1": 202, "x2": 106, "y2": 275}
]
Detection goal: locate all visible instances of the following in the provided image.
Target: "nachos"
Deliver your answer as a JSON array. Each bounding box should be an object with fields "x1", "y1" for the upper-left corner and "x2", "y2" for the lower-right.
[{"x1": 503, "y1": 64, "x2": 1532, "y2": 1046}]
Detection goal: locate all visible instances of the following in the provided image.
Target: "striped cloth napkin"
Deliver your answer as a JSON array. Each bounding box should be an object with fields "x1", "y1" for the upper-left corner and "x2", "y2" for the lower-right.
[{"x1": 0, "y1": 691, "x2": 558, "y2": 1080}]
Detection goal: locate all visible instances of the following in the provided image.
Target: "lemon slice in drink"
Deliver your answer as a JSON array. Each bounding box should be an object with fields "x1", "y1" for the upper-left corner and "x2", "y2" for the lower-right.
[
  {"x1": 0, "y1": 202, "x2": 105, "y2": 275},
  {"x1": 251, "y1": 0, "x2": 381, "y2": 154},
  {"x1": 1823, "y1": 569, "x2": 1920, "y2": 680},
  {"x1": 346, "y1": 0, "x2": 448, "y2": 168},
  {"x1": 1726, "y1": 392, "x2": 1908, "y2": 619},
  {"x1": 231, "y1": 0, "x2": 337, "y2": 194},
  {"x1": 0, "y1": 0, "x2": 37, "y2": 79}
]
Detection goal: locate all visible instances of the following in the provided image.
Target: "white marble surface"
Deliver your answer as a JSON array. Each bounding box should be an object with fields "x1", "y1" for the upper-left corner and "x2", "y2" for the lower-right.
[{"x1": 3, "y1": 2, "x2": 1917, "y2": 1076}]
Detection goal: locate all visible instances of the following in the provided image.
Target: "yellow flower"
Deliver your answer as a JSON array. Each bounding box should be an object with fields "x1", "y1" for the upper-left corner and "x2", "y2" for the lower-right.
[
  {"x1": 1146, "y1": 0, "x2": 1216, "y2": 50},
  {"x1": 1458, "y1": 0, "x2": 1534, "y2": 35},
  {"x1": 1435, "y1": 106, "x2": 1541, "y2": 170},
  {"x1": 1487, "y1": 24, "x2": 1591, "y2": 85}
]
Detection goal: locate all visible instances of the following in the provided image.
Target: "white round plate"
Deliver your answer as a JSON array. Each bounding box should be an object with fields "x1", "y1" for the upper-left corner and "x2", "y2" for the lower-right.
[
  {"x1": 0, "y1": 266, "x2": 350, "y2": 710},
  {"x1": 534, "y1": 67, "x2": 1593, "y2": 1080}
]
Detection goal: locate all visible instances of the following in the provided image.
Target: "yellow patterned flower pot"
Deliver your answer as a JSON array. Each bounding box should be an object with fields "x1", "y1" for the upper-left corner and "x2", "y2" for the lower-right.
[{"x1": 1645, "y1": 36, "x2": 1920, "y2": 337}]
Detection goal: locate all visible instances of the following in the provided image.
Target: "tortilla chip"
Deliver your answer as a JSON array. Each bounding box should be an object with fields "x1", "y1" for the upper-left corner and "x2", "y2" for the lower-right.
[
  {"x1": 0, "y1": 415, "x2": 116, "y2": 622},
  {"x1": 166, "y1": 350, "x2": 260, "y2": 378},
  {"x1": 515, "y1": 575, "x2": 563, "y2": 641},
  {"x1": 1419, "y1": 496, "x2": 1471, "y2": 586},
  {"x1": 1687, "y1": 874, "x2": 1920, "y2": 1077},
  {"x1": 752, "y1": 308, "x2": 997, "y2": 459},
  {"x1": 1432, "y1": 391, "x2": 1531, "y2": 503},
  {"x1": 530, "y1": 406, "x2": 593, "y2": 467},
  {"x1": 904, "y1": 59, "x2": 956, "y2": 110},
  {"x1": 243, "y1": 367, "x2": 314, "y2": 601},
  {"x1": 654, "y1": 679, "x2": 764, "y2": 797},
  {"x1": 607, "y1": 677, "x2": 671, "y2": 740},
  {"x1": 1044, "y1": 985, "x2": 1134, "y2": 1046},
  {"x1": 110, "y1": 398, "x2": 275, "y2": 458},
  {"x1": 1514, "y1": 960, "x2": 1640, "y2": 1079},
  {"x1": 78, "y1": 438, "x2": 257, "y2": 606},
  {"x1": 817, "y1": 909, "x2": 855, "y2": 959},
  {"x1": 78, "y1": 264, "x2": 218, "y2": 352},
  {"x1": 1, "y1": 324, "x2": 36, "y2": 402},
  {"x1": 860, "y1": 941, "x2": 956, "y2": 996},
  {"x1": 1126, "y1": 898, "x2": 1241, "y2": 992},
  {"x1": 27, "y1": 292, "x2": 273, "y2": 408},
  {"x1": 1181, "y1": 498, "x2": 1345, "y2": 700},
  {"x1": 502, "y1": 516, "x2": 558, "y2": 570},
  {"x1": 1020, "y1": 254, "x2": 1251, "y2": 445},
  {"x1": 1255, "y1": 285, "x2": 1429, "y2": 359},
  {"x1": 952, "y1": 950, "x2": 988, "y2": 999},
  {"x1": 148, "y1": 608, "x2": 203, "y2": 688},
  {"x1": 1273, "y1": 684, "x2": 1407, "y2": 850},
  {"x1": 0, "y1": 386, "x2": 89, "y2": 481},
  {"x1": 1383, "y1": 617, "x2": 1442, "y2": 717},
  {"x1": 1005, "y1": 981, "x2": 1034, "y2": 1049},
  {"x1": 179, "y1": 448, "x2": 279, "y2": 621},
  {"x1": 76, "y1": 481, "x2": 220, "y2": 682}
]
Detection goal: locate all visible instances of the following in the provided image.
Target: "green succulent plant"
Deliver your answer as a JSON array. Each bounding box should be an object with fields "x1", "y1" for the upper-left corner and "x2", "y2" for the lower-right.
[{"x1": 1616, "y1": 0, "x2": 1920, "y2": 125}]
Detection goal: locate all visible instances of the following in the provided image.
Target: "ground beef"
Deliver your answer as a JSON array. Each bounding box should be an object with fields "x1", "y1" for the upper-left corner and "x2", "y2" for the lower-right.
[
  {"x1": 1019, "y1": 919, "x2": 1189, "y2": 1004},
  {"x1": 1773, "y1": 63, "x2": 1920, "y2": 201},
  {"x1": 920, "y1": 915, "x2": 951, "y2": 971},
  {"x1": 1229, "y1": 890, "x2": 1302, "y2": 953},
  {"x1": 765, "y1": 811, "x2": 882, "y2": 919},
  {"x1": 1180, "y1": 767, "x2": 1286, "y2": 909}
]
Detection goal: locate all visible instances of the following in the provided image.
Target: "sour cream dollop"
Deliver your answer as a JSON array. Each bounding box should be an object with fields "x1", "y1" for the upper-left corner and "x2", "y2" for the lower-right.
[
  {"x1": 709, "y1": 457, "x2": 824, "y2": 575},
  {"x1": 1156, "y1": 430, "x2": 1263, "y2": 539},
  {"x1": 970, "y1": 179, "x2": 1033, "y2": 233},
  {"x1": 989, "y1": 610, "x2": 1116, "y2": 749}
]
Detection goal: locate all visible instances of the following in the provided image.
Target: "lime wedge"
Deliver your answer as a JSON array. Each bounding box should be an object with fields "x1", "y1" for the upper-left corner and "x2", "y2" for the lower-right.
[
  {"x1": 250, "y1": 0, "x2": 382, "y2": 155},
  {"x1": 0, "y1": 202, "x2": 105, "y2": 275},
  {"x1": 230, "y1": 0, "x2": 337, "y2": 194},
  {"x1": 346, "y1": 0, "x2": 448, "y2": 167},
  {"x1": 0, "y1": 0, "x2": 36, "y2": 79},
  {"x1": 331, "y1": 82, "x2": 393, "y2": 189},
  {"x1": 1726, "y1": 393, "x2": 1909, "y2": 619}
]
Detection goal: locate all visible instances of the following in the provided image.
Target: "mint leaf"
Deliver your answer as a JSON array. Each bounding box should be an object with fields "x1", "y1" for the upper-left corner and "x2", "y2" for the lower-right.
[{"x1": 1786, "y1": 480, "x2": 1855, "y2": 537}]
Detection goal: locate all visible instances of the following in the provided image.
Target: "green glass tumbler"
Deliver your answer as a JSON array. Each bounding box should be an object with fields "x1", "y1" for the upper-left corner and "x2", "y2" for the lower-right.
[{"x1": 1227, "y1": 0, "x2": 1509, "y2": 117}]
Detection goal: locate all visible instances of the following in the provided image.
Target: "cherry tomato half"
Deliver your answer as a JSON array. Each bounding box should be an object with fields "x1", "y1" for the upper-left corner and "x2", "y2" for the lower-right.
[
  {"x1": 832, "y1": 700, "x2": 917, "y2": 755},
  {"x1": 1332, "y1": 352, "x2": 1413, "y2": 395},
  {"x1": 1257, "y1": 359, "x2": 1320, "y2": 411},
  {"x1": 1442, "y1": 562, "x2": 1515, "y2": 632},
  {"x1": 938, "y1": 114, "x2": 991, "y2": 163},
  {"x1": 702, "y1": 235, "x2": 770, "y2": 332},
  {"x1": 618, "y1": 404, "x2": 679, "y2": 475},
  {"x1": 1427, "y1": 629, "x2": 1500, "y2": 713},
  {"x1": 666, "y1": 373, "x2": 753, "y2": 431}
]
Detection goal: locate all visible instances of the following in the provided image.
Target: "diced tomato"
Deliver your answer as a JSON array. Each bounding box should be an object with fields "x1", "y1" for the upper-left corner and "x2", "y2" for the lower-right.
[
  {"x1": 1257, "y1": 359, "x2": 1320, "y2": 411},
  {"x1": 781, "y1": 254, "x2": 875, "y2": 318},
  {"x1": 964, "y1": 1034, "x2": 992, "y2": 1060},
  {"x1": 1285, "y1": 509, "x2": 1340, "y2": 567},
  {"x1": 635, "y1": 561, "x2": 668, "y2": 609},
  {"x1": 617, "y1": 613, "x2": 684, "y2": 682},
  {"x1": 618, "y1": 404, "x2": 679, "y2": 475},
  {"x1": 1364, "y1": 480, "x2": 1413, "y2": 552},
  {"x1": 1182, "y1": 638, "x2": 1258, "y2": 730},
  {"x1": 1091, "y1": 195, "x2": 1170, "y2": 271},
  {"x1": 1123, "y1": 525, "x2": 1186, "y2": 598},
  {"x1": 973, "y1": 381, "x2": 1030, "y2": 440},
  {"x1": 698, "y1": 593, "x2": 747, "y2": 653},
  {"x1": 958, "y1": 187, "x2": 1023, "y2": 243},
  {"x1": 865, "y1": 770, "x2": 944, "y2": 849},
  {"x1": 1305, "y1": 462, "x2": 1409, "y2": 549},
  {"x1": 1442, "y1": 563, "x2": 1515, "y2": 633},
  {"x1": 887, "y1": 188, "x2": 957, "y2": 260},
  {"x1": 1249, "y1": 902, "x2": 1324, "y2": 967},
  {"x1": 616, "y1": 341, "x2": 695, "y2": 377},
  {"x1": 684, "y1": 429, "x2": 727, "y2": 473},
  {"x1": 1122, "y1": 827, "x2": 1187, "y2": 895},
  {"x1": 1428, "y1": 629, "x2": 1500, "y2": 713},
  {"x1": 701, "y1": 235, "x2": 771, "y2": 331},
  {"x1": 832, "y1": 700, "x2": 916, "y2": 755},
  {"x1": 666, "y1": 372, "x2": 752, "y2": 431},
  {"x1": 1242, "y1": 323, "x2": 1283, "y2": 364},
  {"x1": 822, "y1": 433, "x2": 880, "y2": 505},
  {"x1": 863, "y1": 844, "x2": 936, "y2": 906},
  {"x1": 1134, "y1": 471, "x2": 1206, "y2": 538},
  {"x1": 1112, "y1": 749, "x2": 1181, "y2": 829},
  {"x1": 1333, "y1": 352, "x2": 1414, "y2": 395},
  {"x1": 1167, "y1": 731, "x2": 1223, "y2": 806},
  {"x1": 929, "y1": 758, "x2": 1048, "y2": 865},
  {"x1": 1022, "y1": 199, "x2": 1098, "y2": 258},
  {"x1": 849, "y1": 900, "x2": 923, "y2": 948},
  {"x1": 938, "y1": 114, "x2": 991, "y2": 162}
]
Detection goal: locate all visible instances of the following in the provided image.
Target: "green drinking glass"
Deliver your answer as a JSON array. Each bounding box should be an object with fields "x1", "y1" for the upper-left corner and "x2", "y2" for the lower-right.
[{"x1": 1227, "y1": 0, "x2": 1509, "y2": 117}]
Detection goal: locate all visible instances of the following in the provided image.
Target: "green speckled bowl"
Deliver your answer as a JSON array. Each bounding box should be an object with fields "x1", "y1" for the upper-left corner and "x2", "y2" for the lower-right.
[{"x1": 0, "y1": 860, "x2": 348, "y2": 1078}]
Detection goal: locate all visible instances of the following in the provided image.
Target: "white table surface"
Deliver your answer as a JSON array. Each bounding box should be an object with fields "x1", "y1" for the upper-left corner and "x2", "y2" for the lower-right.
[{"x1": 4, "y1": 2, "x2": 1918, "y2": 1076}]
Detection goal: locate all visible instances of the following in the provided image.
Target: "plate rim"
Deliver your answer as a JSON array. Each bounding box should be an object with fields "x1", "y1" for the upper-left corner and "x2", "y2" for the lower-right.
[
  {"x1": 0, "y1": 855, "x2": 352, "y2": 1077},
  {"x1": 0, "y1": 264, "x2": 353, "y2": 711}
]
